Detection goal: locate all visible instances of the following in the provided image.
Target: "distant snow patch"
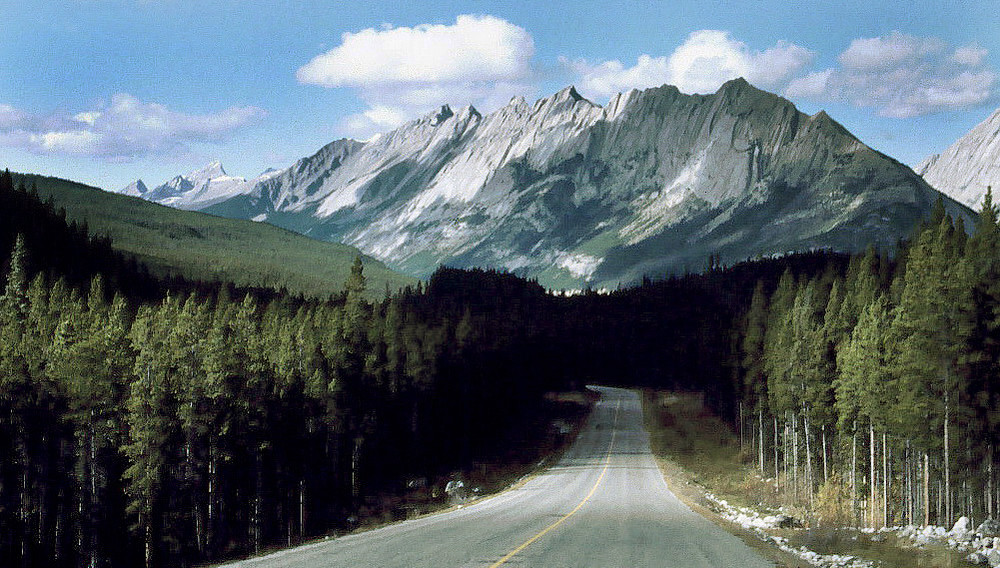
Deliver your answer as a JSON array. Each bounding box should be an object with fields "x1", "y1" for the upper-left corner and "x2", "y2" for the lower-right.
[{"x1": 557, "y1": 253, "x2": 602, "y2": 280}]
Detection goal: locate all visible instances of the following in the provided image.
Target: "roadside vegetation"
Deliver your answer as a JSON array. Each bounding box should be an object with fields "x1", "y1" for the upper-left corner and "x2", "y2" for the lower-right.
[{"x1": 643, "y1": 391, "x2": 978, "y2": 567}]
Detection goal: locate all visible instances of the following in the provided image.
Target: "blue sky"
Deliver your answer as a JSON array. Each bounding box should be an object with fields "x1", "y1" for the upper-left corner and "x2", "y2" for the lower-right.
[{"x1": 2, "y1": 0, "x2": 998, "y2": 192}]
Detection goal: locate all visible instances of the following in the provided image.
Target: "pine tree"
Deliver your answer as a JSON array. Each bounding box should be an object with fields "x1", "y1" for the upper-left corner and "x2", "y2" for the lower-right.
[{"x1": 1, "y1": 234, "x2": 30, "y2": 324}]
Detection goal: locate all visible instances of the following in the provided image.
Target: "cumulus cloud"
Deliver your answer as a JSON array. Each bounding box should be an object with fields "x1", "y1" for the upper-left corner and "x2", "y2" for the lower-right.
[
  {"x1": 298, "y1": 14, "x2": 533, "y2": 87},
  {"x1": 0, "y1": 94, "x2": 265, "y2": 158},
  {"x1": 566, "y1": 30, "x2": 814, "y2": 100},
  {"x1": 785, "y1": 32, "x2": 996, "y2": 118},
  {"x1": 298, "y1": 15, "x2": 535, "y2": 137}
]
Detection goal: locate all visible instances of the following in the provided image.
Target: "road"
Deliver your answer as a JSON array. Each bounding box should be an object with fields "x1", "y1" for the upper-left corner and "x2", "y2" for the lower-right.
[{"x1": 222, "y1": 386, "x2": 774, "y2": 567}]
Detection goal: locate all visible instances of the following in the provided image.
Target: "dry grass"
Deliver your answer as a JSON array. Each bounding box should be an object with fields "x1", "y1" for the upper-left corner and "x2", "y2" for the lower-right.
[
  {"x1": 642, "y1": 390, "x2": 979, "y2": 568},
  {"x1": 643, "y1": 391, "x2": 782, "y2": 512}
]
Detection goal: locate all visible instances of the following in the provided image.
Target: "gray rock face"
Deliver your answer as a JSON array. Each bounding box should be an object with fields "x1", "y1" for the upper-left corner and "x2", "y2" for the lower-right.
[
  {"x1": 918, "y1": 108, "x2": 1000, "y2": 210},
  {"x1": 191, "y1": 79, "x2": 969, "y2": 288},
  {"x1": 120, "y1": 179, "x2": 148, "y2": 198}
]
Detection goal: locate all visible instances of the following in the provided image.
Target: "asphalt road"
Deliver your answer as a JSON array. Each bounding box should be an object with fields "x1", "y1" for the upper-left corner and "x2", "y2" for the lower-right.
[{"x1": 222, "y1": 386, "x2": 774, "y2": 567}]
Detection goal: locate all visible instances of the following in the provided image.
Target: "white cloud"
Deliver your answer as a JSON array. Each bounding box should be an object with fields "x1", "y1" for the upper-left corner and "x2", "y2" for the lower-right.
[
  {"x1": 34, "y1": 130, "x2": 102, "y2": 154},
  {"x1": 344, "y1": 104, "x2": 409, "y2": 133},
  {"x1": 298, "y1": 14, "x2": 533, "y2": 87},
  {"x1": 566, "y1": 30, "x2": 813, "y2": 100},
  {"x1": 298, "y1": 15, "x2": 536, "y2": 138},
  {"x1": 73, "y1": 111, "x2": 101, "y2": 125},
  {"x1": 837, "y1": 32, "x2": 943, "y2": 71},
  {"x1": 0, "y1": 104, "x2": 26, "y2": 129},
  {"x1": 0, "y1": 94, "x2": 266, "y2": 158},
  {"x1": 953, "y1": 45, "x2": 987, "y2": 66},
  {"x1": 786, "y1": 32, "x2": 996, "y2": 118},
  {"x1": 783, "y1": 69, "x2": 833, "y2": 98}
]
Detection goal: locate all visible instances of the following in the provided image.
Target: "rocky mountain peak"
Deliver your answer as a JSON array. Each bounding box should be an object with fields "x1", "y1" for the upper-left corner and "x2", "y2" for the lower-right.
[
  {"x1": 717, "y1": 76, "x2": 751, "y2": 93},
  {"x1": 190, "y1": 160, "x2": 227, "y2": 181},
  {"x1": 918, "y1": 107, "x2": 1000, "y2": 209},
  {"x1": 556, "y1": 85, "x2": 585, "y2": 102},
  {"x1": 428, "y1": 105, "x2": 454, "y2": 126}
]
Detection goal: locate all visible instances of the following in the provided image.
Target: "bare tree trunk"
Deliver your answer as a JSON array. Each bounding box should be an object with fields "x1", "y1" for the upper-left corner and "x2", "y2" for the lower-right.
[
  {"x1": 989, "y1": 445, "x2": 994, "y2": 520},
  {"x1": 793, "y1": 412, "x2": 799, "y2": 503},
  {"x1": 906, "y1": 440, "x2": 913, "y2": 525},
  {"x1": 924, "y1": 452, "x2": 930, "y2": 526},
  {"x1": 54, "y1": 488, "x2": 64, "y2": 563},
  {"x1": 774, "y1": 417, "x2": 780, "y2": 490},
  {"x1": 145, "y1": 520, "x2": 153, "y2": 568},
  {"x1": 822, "y1": 425, "x2": 828, "y2": 485},
  {"x1": 870, "y1": 422, "x2": 876, "y2": 528},
  {"x1": 883, "y1": 431, "x2": 889, "y2": 528},
  {"x1": 207, "y1": 445, "x2": 215, "y2": 552},
  {"x1": 852, "y1": 426, "x2": 858, "y2": 525},
  {"x1": 739, "y1": 401, "x2": 745, "y2": 455},
  {"x1": 352, "y1": 437, "x2": 362, "y2": 500},
  {"x1": 759, "y1": 410, "x2": 765, "y2": 475},
  {"x1": 89, "y1": 423, "x2": 98, "y2": 568},
  {"x1": 299, "y1": 478, "x2": 306, "y2": 540},
  {"x1": 254, "y1": 452, "x2": 262, "y2": 553},
  {"x1": 804, "y1": 410, "x2": 813, "y2": 506},
  {"x1": 938, "y1": 479, "x2": 943, "y2": 524},
  {"x1": 945, "y1": 391, "x2": 952, "y2": 527},
  {"x1": 785, "y1": 420, "x2": 791, "y2": 500}
]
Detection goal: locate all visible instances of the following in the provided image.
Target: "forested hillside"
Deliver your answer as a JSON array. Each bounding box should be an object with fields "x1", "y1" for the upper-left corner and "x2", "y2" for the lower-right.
[
  {"x1": 0, "y1": 170, "x2": 161, "y2": 300},
  {"x1": 11, "y1": 172, "x2": 416, "y2": 298}
]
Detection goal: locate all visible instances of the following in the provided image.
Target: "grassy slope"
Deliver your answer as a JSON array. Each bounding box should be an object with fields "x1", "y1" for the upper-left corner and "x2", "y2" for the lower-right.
[{"x1": 15, "y1": 173, "x2": 417, "y2": 298}]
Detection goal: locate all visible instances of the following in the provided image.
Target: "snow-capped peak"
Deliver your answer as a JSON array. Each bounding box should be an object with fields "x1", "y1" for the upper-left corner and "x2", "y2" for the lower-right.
[
  {"x1": 188, "y1": 160, "x2": 228, "y2": 182},
  {"x1": 508, "y1": 95, "x2": 527, "y2": 107},
  {"x1": 136, "y1": 160, "x2": 252, "y2": 210},
  {"x1": 120, "y1": 179, "x2": 148, "y2": 197}
]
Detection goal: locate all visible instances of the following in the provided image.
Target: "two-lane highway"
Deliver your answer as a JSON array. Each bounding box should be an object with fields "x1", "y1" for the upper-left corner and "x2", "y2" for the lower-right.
[{"x1": 223, "y1": 387, "x2": 773, "y2": 567}]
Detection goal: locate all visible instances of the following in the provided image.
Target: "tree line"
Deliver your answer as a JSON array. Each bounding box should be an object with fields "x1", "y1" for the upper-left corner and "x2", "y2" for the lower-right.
[{"x1": 737, "y1": 192, "x2": 1000, "y2": 529}]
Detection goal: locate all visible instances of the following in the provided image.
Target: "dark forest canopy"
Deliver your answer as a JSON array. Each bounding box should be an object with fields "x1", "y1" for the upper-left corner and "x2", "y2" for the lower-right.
[{"x1": 3, "y1": 168, "x2": 999, "y2": 566}]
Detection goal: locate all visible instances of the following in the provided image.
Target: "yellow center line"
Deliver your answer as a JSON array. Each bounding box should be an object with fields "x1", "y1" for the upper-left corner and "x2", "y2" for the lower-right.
[{"x1": 487, "y1": 398, "x2": 622, "y2": 568}]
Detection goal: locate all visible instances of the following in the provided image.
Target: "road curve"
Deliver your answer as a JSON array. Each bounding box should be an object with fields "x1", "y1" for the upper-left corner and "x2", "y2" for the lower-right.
[{"x1": 221, "y1": 386, "x2": 773, "y2": 568}]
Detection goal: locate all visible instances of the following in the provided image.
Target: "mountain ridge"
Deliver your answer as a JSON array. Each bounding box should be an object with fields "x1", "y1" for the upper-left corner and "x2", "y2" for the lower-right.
[{"x1": 140, "y1": 79, "x2": 974, "y2": 288}]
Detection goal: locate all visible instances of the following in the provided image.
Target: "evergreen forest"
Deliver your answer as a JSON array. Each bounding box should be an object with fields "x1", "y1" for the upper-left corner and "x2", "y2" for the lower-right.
[{"x1": 4, "y1": 167, "x2": 1000, "y2": 566}]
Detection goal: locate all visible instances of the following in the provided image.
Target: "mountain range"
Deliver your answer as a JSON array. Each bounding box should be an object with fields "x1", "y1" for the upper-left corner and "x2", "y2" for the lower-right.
[{"x1": 122, "y1": 78, "x2": 973, "y2": 289}]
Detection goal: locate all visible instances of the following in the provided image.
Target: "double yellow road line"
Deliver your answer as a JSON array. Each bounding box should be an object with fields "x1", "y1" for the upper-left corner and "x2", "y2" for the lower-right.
[{"x1": 488, "y1": 398, "x2": 622, "y2": 567}]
